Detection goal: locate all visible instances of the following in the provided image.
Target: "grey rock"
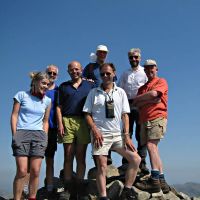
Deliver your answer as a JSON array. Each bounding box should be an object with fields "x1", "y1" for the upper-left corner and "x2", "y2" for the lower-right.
[
  {"x1": 106, "y1": 180, "x2": 123, "y2": 200},
  {"x1": 87, "y1": 165, "x2": 120, "y2": 180},
  {"x1": 163, "y1": 191, "x2": 181, "y2": 200},
  {"x1": 178, "y1": 192, "x2": 191, "y2": 200},
  {"x1": 137, "y1": 191, "x2": 151, "y2": 200}
]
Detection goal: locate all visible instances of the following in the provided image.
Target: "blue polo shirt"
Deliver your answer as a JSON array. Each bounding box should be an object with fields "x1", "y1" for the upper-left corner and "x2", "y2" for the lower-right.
[{"x1": 58, "y1": 79, "x2": 94, "y2": 116}]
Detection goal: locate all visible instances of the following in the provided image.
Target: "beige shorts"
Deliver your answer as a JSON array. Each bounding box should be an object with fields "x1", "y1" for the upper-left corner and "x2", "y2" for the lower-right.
[
  {"x1": 58, "y1": 116, "x2": 90, "y2": 144},
  {"x1": 140, "y1": 117, "x2": 167, "y2": 145},
  {"x1": 91, "y1": 132, "x2": 124, "y2": 155}
]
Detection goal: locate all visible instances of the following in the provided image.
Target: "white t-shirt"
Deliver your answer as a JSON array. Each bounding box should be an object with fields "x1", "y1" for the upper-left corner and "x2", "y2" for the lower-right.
[
  {"x1": 118, "y1": 65, "x2": 147, "y2": 99},
  {"x1": 83, "y1": 83, "x2": 130, "y2": 133},
  {"x1": 14, "y1": 91, "x2": 51, "y2": 130}
]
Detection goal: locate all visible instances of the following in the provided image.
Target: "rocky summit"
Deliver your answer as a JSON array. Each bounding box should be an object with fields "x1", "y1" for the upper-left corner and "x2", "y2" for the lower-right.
[{"x1": 2, "y1": 165, "x2": 200, "y2": 200}]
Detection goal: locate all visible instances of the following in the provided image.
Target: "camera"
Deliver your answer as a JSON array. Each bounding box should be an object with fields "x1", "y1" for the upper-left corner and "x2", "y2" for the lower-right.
[{"x1": 105, "y1": 100, "x2": 115, "y2": 118}]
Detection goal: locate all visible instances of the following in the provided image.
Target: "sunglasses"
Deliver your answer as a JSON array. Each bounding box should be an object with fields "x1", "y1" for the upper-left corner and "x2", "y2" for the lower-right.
[
  {"x1": 129, "y1": 56, "x2": 139, "y2": 60},
  {"x1": 100, "y1": 72, "x2": 112, "y2": 77},
  {"x1": 48, "y1": 71, "x2": 57, "y2": 76}
]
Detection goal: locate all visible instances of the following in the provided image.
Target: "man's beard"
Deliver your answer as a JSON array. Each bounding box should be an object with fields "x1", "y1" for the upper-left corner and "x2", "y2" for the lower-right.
[{"x1": 131, "y1": 61, "x2": 139, "y2": 68}]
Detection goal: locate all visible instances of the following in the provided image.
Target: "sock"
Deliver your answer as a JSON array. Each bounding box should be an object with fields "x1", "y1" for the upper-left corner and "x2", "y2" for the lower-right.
[
  {"x1": 159, "y1": 173, "x2": 165, "y2": 180},
  {"x1": 47, "y1": 184, "x2": 53, "y2": 192},
  {"x1": 151, "y1": 169, "x2": 159, "y2": 179}
]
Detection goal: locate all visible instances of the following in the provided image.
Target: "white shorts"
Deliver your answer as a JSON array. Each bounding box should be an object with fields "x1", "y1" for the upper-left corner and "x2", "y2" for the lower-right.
[{"x1": 91, "y1": 132, "x2": 124, "y2": 155}]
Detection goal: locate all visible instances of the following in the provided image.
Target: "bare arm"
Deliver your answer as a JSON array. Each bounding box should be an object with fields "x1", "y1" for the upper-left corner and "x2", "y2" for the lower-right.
[
  {"x1": 43, "y1": 104, "x2": 51, "y2": 133},
  {"x1": 133, "y1": 90, "x2": 161, "y2": 108},
  {"x1": 135, "y1": 97, "x2": 161, "y2": 108},
  {"x1": 56, "y1": 105, "x2": 65, "y2": 137},
  {"x1": 84, "y1": 112, "x2": 103, "y2": 148},
  {"x1": 10, "y1": 100, "x2": 20, "y2": 135},
  {"x1": 122, "y1": 113, "x2": 136, "y2": 152}
]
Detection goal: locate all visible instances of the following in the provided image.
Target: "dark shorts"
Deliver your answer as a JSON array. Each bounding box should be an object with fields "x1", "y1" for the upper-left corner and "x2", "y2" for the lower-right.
[
  {"x1": 12, "y1": 130, "x2": 48, "y2": 158},
  {"x1": 45, "y1": 128, "x2": 58, "y2": 158}
]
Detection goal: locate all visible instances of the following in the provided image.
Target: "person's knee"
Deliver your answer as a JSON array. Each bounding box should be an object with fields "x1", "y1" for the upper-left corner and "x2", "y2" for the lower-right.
[
  {"x1": 16, "y1": 168, "x2": 28, "y2": 178},
  {"x1": 129, "y1": 152, "x2": 141, "y2": 167},
  {"x1": 97, "y1": 161, "x2": 107, "y2": 174},
  {"x1": 147, "y1": 140, "x2": 159, "y2": 152},
  {"x1": 30, "y1": 168, "x2": 40, "y2": 178}
]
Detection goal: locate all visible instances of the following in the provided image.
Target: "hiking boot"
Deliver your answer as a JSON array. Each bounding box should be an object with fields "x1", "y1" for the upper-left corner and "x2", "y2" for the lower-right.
[
  {"x1": 135, "y1": 177, "x2": 161, "y2": 193},
  {"x1": 119, "y1": 187, "x2": 138, "y2": 200},
  {"x1": 160, "y1": 179, "x2": 170, "y2": 194}
]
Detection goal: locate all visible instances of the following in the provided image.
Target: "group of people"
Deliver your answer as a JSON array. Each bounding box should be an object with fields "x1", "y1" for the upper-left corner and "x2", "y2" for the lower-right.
[{"x1": 10, "y1": 44, "x2": 170, "y2": 200}]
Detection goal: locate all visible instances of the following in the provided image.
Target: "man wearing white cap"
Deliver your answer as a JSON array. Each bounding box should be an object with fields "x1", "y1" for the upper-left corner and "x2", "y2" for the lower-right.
[
  {"x1": 134, "y1": 59, "x2": 170, "y2": 194},
  {"x1": 83, "y1": 44, "x2": 109, "y2": 87},
  {"x1": 119, "y1": 48, "x2": 149, "y2": 175}
]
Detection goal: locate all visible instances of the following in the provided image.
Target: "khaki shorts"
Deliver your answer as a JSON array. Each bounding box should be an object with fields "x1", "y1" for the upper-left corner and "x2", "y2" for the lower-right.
[
  {"x1": 58, "y1": 116, "x2": 90, "y2": 144},
  {"x1": 91, "y1": 132, "x2": 124, "y2": 155},
  {"x1": 140, "y1": 117, "x2": 167, "y2": 145}
]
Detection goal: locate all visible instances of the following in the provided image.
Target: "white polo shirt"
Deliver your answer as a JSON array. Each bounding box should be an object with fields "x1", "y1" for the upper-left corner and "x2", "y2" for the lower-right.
[
  {"x1": 83, "y1": 83, "x2": 130, "y2": 134},
  {"x1": 118, "y1": 65, "x2": 147, "y2": 99}
]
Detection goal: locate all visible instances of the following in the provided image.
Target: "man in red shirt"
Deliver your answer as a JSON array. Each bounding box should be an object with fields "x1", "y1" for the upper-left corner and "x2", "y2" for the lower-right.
[{"x1": 133, "y1": 59, "x2": 170, "y2": 194}]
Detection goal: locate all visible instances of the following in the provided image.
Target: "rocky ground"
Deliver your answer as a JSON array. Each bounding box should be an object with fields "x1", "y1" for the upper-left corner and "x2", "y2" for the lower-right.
[{"x1": 3, "y1": 164, "x2": 200, "y2": 200}]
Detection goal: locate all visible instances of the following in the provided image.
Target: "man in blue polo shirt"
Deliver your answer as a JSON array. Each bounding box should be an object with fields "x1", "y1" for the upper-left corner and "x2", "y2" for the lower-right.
[{"x1": 56, "y1": 61, "x2": 94, "y2": 199}]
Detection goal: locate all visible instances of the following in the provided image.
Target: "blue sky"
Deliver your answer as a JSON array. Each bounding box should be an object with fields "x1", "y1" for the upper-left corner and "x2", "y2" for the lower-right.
[{"x1": 1, "y1": 0, "x2": 200, "y2": 195}]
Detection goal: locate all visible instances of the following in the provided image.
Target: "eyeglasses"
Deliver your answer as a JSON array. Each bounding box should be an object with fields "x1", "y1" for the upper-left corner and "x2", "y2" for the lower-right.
[
  {"x1": 48, "y1": 71, "x2": 57, "y2": 76},
  {"x1": 129, "y1": 56, "x2": 139, "y2": 60},
  {"x1": 100, "y1": 72, "x2": 112, "y2": 77}
]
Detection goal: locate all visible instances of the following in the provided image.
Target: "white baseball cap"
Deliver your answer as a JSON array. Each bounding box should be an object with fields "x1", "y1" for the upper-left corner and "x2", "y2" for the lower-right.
[
  {"x1": 96, "y1": 45, "x2": 109, "y2": 52},
  {"x1": 144, "y1": 59, "x2": 157, "y2": 66}
]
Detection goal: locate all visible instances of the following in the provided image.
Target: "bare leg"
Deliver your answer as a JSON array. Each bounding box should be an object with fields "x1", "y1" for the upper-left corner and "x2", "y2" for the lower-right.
[
  {"x1": 147, "y1": 139, "x2": 163, "y2": 173},
  {"x1": 13, "y1": 156, "x2": 28, "y2": 200},
  {"x1": 95, "y1": 155, "x2": 108, "y2": 197},
  {"x1": 45, "y1": 157, "x2": 54, "y2": 188},
  {"x1": 63, "y1": 143, "x2": 74, "y2": 180},
  {"x1": 114, "y1": 147, "x2": 141, "y2": 187},
  {"x1": 29, "y1": 157, "x2": 43, "y2": 198},
  {"x1": 75, "y1": 144, "x2": 88, "y2": 179}
]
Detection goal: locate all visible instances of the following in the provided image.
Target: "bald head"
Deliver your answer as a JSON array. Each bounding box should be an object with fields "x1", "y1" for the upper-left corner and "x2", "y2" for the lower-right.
[
  {"x1": 68, "y1": 61, "x2": 82, "y2": 70},
  {"x1": 67, "y1": 61, "x2": 83, "y2": 81}
]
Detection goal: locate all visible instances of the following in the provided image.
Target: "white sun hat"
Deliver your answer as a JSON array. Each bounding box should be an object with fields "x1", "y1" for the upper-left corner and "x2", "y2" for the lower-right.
[{"x1": 96, "y1": 44, "x2": 109, "y2": 52}]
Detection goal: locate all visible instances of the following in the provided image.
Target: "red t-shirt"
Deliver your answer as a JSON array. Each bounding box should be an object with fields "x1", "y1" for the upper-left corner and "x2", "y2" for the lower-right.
[{"x1": 137, "y1": 77, "x2": 168, "y2": 123}]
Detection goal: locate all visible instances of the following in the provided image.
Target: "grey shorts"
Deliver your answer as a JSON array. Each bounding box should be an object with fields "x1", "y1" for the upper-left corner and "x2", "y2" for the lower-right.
[{"x1": 12, "y1": 130, "x2": 48, "y2": 158}]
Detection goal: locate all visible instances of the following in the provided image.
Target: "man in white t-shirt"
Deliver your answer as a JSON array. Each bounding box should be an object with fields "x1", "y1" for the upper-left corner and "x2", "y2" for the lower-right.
[
  {"x1": 119, "y1": 48, "x2": 149, "y2": 175},
  {"x1": 83, "y1": 63, "x2": 141, "y2": 200}
]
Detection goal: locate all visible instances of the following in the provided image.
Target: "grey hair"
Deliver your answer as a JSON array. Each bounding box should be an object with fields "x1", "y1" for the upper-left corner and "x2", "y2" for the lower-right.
[
  {"x1": 46, "y1": 64, "x2": 59, "y2": 73},
  {"x1": 29, "y1": 71, "x2": 50, "y2": 93},
  {"x1": 128, "y1": 48, "x2": 141, "y2": 56}
]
